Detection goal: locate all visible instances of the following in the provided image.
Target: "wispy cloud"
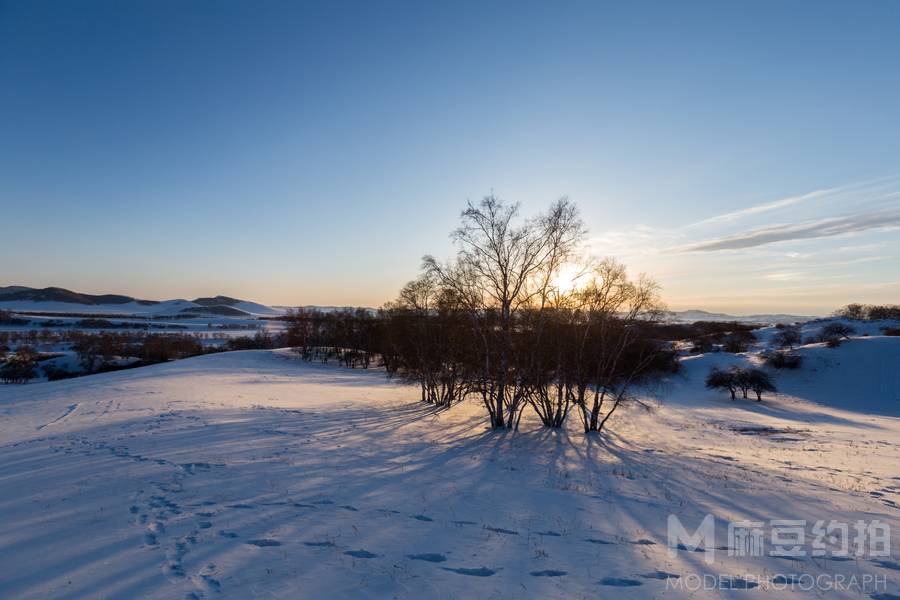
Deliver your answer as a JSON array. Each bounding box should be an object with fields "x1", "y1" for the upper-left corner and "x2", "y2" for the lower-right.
[
  {"x1": 688, "y1": 188, "x2": 831, "y2": 228},
  {"x1": 678, "y1": 208, "x2": 900, "y2": 252},
  {"x1": 686, "y1": 175, "x2": 900, "y2": 230}
]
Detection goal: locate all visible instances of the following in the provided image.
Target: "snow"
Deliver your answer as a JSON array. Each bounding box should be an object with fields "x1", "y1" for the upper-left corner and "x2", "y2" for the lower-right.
[{"x1": 1, "y1": 337, "x2": 900, "y2": 598}]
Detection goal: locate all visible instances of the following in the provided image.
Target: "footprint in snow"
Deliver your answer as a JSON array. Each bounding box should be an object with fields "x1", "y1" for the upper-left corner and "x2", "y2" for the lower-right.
[
  {"x1": 304, "y1": 541, "x2": 336, "y2": 547},
  {"x1": 195, "y1": 574, "x2": 221, "y2": 593},
  {"x1": 293, "y1": 503, "x2": 317, "y2": 509},
  {"x1": 246, "y1": 539, "x2": 281, "y2": 547},
  {"x1": 312, "y1": 500, "x2": 334, "y2": 505},
  {"x1": 197, "y1": 522, "x2": 213, "y2": 529},
  {"x1": 344, "y1": 550, "x2": 378, "y2": 559},
  {"x1": 407, "y1": 553, "x2": 447, "y2": 563},
  {"x1": 771, "y1": 553, "x2": 804, "y2": 561},
  {"x1": 585, "y1": 538, "x2": 614, "y2": 545},
  {"x1": 872, "y1": 560, "x2": 900, "y2": 571},
  {"x1": 630, "y1": 539, "x2": 656, "y2": 545},
  {"x1": 443, "y1": 567, "x2": 497, "y2": 577},
  {"x1": 640, "y1": 571, "x2": 680, "y2": 580},
  {"x1": 484, "y1": 526, "x2": 518, "y2": 535},
  {"x1": 673, "y1": 543, "x2": 706, "y2": 553},
  {"x1": 147, "y1": 521, "x2": 166, "y2": 534},
  {"x1": 227, "y1": 504, "x2": 254, "y2": 509},
  {"x1": 772, "y1": 575, "x2": 800, "y2": 584},
  {"x1": 412, "y1": 515, "x2": 433, "y2": 522},
  {"x1": 338, "y1": 505, "x2": 358, "y2": 512},
  {"x1": 870, "y1": 594, "x2": 900, "y2": 600},
  {"x1": 530, "y1": 570, "x2": 567, "y2": 577},
  {"x1": 218, "y1": 531, "x2": 238, "y2": 538},
  {"x1": 163, "y1": 563, "x2": 186, "y2": 579},
  {"x1": 534, "y1": 530, "x2": 561, "y2": 537},
  {"x1": 599, "y1": 577, "x2": 642, "y2": 587},
  {"x1": 451, "y1": 520, "x2": 477, "y2": 526},
  {"x1": 719, "y1": 577, "x2": 758, "y2": 589}
]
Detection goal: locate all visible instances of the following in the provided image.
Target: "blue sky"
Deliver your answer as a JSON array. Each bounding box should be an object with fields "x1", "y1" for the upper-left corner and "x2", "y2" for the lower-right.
[{"x1": 2, "y1": 0, "x2": 899, "y2": 314}]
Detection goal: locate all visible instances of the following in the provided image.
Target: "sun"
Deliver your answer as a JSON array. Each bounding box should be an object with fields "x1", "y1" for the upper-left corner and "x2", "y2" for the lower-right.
[{"x1": 551, "y1": 263, "x2": 583, "y2": 294}]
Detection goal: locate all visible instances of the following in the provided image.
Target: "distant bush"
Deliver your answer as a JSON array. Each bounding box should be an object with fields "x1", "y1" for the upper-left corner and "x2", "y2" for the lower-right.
[
  {"x1": 804, "y1": 322, "x2": 857, "y2": 347},
  {"x1": 42, "y1": 364, "x2": 78, "y2": 381},
  {"x1": 140, "y1": 335, "x2": 204, "y2": 363},
  {"x1": 765, "y1": 351, "x2": 803, "y2": 369},
  {"x1": 881, "y1": 327, "x2": 900, "y2": 336},
  {"x1": 822, "y1": 322, "x2": 855, "y2": 340},
  {"x1": 1, "y1": 357, "x2": 38, "y2": 384},
  {"x1": 689, "y1": 336, "x2": 716, "y2": 353},
  {"x1": 772, "y1": 325, "x2": 802, "y2": 349},
  {"x1": 723, "y1": 330, "x2": 756, "y2": 353},
  {"x1": 226, "y1": 330, "x2": 275, "y2": 351},
  {"x1": 76, "y1": 318, "x2": 115, "y2": 328},
  {"x1": 0, "y1": 310, "x2": 28, "y2": 326}
]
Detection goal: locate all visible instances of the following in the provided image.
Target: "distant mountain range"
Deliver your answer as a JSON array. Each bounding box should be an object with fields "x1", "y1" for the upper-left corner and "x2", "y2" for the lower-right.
[
  {"x1": 666, "y1": 309, "x2": 815, "y2": 324},
  {"x1": 0, "y1": 286, "x2": 156, "y2": 306},
  {"x1": 0, "y1": 286, "x2": 279, "y2": 317},
  {"x1": 0, "y1": 286, "x2": 815, "y2": 323}
]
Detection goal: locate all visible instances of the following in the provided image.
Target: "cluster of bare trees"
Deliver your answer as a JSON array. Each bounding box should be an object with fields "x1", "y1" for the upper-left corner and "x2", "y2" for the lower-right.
[
  {"x1": 412, "y1": 196, "x2": 672, "y2": 431},
  {"x1": 285, "y1": 308, "x2": 381, "y2": 368},
  {"x1": 285, "y1": 196, "x2": 676, "y2": 434},
  {"x1": 705, "y1": 366, "x2": 776, "y2": 401}
]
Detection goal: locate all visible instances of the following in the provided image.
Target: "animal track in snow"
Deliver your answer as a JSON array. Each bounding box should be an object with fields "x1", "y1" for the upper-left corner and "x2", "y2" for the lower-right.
[
  {"x1": 443, "y1": 567, "x2": 497, "y2": 577},
  {"x1": 407, "y1": 553, "x2": 447, "y2": 563},
  {"x1": 246, "y1": 539, "x2": 282, "y2": 547},
  {"x1": 344, "y1": 549, "x2": 378, "y2": 558},
  {"x1": 599, "y1": 577, "x2": 642, "y2": 587}
]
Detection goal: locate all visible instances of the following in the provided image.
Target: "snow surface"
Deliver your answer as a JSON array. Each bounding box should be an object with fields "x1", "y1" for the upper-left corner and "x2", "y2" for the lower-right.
[{"x1": 1, "y1": 340, "x2": 900, "y2": 598}]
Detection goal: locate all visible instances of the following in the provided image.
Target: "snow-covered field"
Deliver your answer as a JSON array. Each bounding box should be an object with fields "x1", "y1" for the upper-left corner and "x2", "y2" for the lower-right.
[{"x1": 2, "y1": 333, "x2": 900, "y2": 598}]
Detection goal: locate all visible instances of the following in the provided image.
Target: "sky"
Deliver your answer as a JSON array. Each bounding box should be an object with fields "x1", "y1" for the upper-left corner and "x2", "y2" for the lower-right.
[{"x1": 2, "y1": 0, "x2": 899, "y2": 315}]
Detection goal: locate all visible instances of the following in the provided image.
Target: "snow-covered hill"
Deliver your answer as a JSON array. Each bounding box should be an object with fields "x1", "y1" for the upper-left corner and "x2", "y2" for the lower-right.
[
  {"x1": 1, "y1": 333, "x2": 899, "y2": 598},
  {"x1": 0, "y1": 287, "x2": 284, "y2": 317}
]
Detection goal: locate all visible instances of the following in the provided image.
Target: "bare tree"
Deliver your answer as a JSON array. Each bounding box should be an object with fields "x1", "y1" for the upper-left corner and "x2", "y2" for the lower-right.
[
  {"x1": 705, "y1": 367, "x2": 738, "y2": 400},
  {"x1": 773, "y1": 324, "x2": 802, "y2": 349},
  {"x1": 572, "y1": 260, "x2": 666, "y2": 433},
  {"x1": 822, "y1": 322, "x2": 855, "y2": 340}
]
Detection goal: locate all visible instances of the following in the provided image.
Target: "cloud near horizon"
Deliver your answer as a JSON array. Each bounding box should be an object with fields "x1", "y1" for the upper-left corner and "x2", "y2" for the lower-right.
[{"x1": 678, "y1": 208, "x2": 900, "y2": 252}]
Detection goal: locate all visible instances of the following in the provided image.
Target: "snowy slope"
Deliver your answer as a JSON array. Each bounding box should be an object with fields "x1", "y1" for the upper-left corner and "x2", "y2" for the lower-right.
[{"x1": 1, "y1": 349, "x2": 899, "y2": 598}]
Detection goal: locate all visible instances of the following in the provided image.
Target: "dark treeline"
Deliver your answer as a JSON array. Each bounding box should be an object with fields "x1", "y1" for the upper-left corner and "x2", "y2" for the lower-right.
[
  {"x1": 834, "y1": 303, "x2": 900, "y2": 321},
  {"x1": 284, "y1": 196, "x2": 678, "y2": 433},
  {"x1": 0, "y1": 329, "x2": 281, "y2": 383}
]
